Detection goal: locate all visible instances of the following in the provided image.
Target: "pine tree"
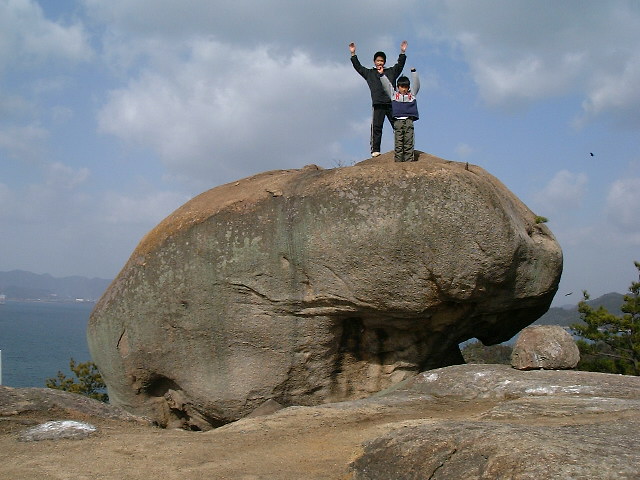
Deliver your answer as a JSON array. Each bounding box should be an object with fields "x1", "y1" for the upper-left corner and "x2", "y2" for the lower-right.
[
  {"x1": 46, "y1": 358, "x2": 109, "y2": 402},
  {"x1": 571, "y1": 261, "x2": 640, "y2": 375}
]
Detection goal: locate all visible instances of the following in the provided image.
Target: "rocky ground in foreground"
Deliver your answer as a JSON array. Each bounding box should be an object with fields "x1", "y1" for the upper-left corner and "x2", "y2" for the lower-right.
[{"x1": 1, "y1": 364, "x2": 639, "y2": 480}]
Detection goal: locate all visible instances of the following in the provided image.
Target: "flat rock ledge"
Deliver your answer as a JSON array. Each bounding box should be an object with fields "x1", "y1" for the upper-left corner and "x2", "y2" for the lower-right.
[
  {"x1": 348, "y1": 364, "x2": 640, "y2": 479},
  {"x1": 2, "y1": 365, "x2": 638, "y2": 479},
  {"x1": 0, "y1": 385, "x2": 150, "y2": 424}
]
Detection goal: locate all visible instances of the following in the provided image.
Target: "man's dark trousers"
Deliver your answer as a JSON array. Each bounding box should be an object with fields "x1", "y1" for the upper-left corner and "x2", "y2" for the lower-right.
[{"x1": 370, "y1": 104, "x2": 394, "y2": 154}]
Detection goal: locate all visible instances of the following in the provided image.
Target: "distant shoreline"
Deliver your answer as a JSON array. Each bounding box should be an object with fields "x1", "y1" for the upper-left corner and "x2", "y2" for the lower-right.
[{"x1": 0, "y1": 298, "x2": 97, "y2": 304}]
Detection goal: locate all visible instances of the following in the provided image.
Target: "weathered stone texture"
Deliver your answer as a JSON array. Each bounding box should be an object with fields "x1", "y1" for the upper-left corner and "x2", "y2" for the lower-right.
[
  {"x1": 397, "y1": 363, "x2": 640, "y2": 400},
  {"x1": 350, "y1": 419, "x2": 640, "y2": 479},
  {"x1": 349, "y1": 364, "x2": 640, "y2": 480},
  {"x1": 0, "y1": 385, "x2": 147, "y2": 423},
  {"x1": 4, "y1": 364, "x2": 638, "y2": 477},
  {"x1": 511, "y1": 324, "x2": 580, "y2": 370},
  {"x1": 88, "y1": 152, "x2": 562, "y2": 429}
]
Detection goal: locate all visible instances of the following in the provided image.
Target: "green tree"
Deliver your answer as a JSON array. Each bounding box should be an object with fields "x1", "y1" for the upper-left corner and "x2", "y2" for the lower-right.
[
  {"x1": 571, "y1": 261, "x2": 640, "y2": 376},
  {"x1": 46, "y1": 358, "x2": 109, "y2": 402}
]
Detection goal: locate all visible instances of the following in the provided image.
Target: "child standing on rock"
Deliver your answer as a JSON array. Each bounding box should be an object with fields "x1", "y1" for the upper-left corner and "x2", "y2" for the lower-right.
[
  {"x1": 380, "y1": 69, "x2": 420, "y2": 162},
  {"x1": 349, "y1": 41, "x2": 407, "y2": 157}
]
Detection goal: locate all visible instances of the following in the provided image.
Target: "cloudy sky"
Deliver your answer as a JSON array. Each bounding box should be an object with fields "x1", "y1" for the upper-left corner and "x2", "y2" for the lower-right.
[{"x1": 1, "y1": 0, "x2": 639, "y2": 305}]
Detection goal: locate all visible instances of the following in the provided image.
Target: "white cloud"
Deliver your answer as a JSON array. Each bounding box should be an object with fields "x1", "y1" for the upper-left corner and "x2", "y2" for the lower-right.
[
  {"x1": 82, "y1": 0, "x2": 407, "y2": 59},
  {"x1": 606, "y1": 177, "x2": 640, "y2": 234},
  {"x1": 2, "y1": 0, "x2": 639, "y2": 284},
  {"x1": 454, "y1": 143, "x2": 473, "y2": 158},
  {"x1": 0, "y1": 124, "x2": 48, "y2": 161},
  {"x1": 579, "y1": 55, "x2": 640, "y2": 128},
  {"x1": 0, "y1": 1, "x2": 93, "y2": 165},
  {"x1": 0, "y1": 161, "x2": 189, "y2": 277},
  {"x1": 45, "y1": 162, "x2": 90, "y2": 190},
  {"x1": 423, "y1": 0, "x2": 640, "y2": 124},
  {"x1": 102, "y1": 190, "x2": 189, "y2": 225},
  {"x1": 0, "y1": 0, "x2": 93, "y2": 72},
  {"x1": 0, "y1": 93, "x2": 33, "y2": 118},
  {"x1": 50, "y1": 106, "x2": 73, "y2": 124},
  {"x1": 30, "y1": 76, "x2": 74, "y2": 96},
  {"x1": 0, "y1": 162, "x2": 91, "y2": 222},
  {"x1": 0, "y1": 182, "x2": 12, "y2": 215},
  {"x1": 97, "y1": 39, "x2": 361, "y2": 185},
  {"x1": 471, "y1": 53, "x2": 584, "y2": 107},
  {"x1": 533, "y1": 170, "x2": 588, "y2": 213}
]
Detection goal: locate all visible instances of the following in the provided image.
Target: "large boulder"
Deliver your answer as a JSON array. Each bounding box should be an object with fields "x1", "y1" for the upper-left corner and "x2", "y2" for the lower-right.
[{"x1": 88, "y1": 152, "x2": 562, "y2": 429}]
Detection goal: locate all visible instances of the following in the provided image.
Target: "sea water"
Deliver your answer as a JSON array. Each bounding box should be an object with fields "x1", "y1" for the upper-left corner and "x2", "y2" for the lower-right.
[{"x1": 0, "y1": 301, "x2": 93, "y2": 388}]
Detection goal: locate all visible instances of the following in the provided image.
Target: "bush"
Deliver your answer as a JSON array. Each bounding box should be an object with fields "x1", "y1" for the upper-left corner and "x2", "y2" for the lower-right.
[
  {"x1": 573, "y1": 339, "x2": 635, "y2": 374},
  {"x1": 46, "y1": 358, "x2": 109, "y2": 402},
  {"x1": 571, "y1": 261, "x2": 639, "y2": 376}
]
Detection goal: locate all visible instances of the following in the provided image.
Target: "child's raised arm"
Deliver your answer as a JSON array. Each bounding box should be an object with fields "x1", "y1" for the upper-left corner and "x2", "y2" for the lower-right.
[
  {"x1": 379, "y1": 74, "x2": 394, "y2": 99},
  {"x1": 349, "y1": 42, "x2": 368, "y2": 78},
  {"x1": 410, "y1": 68, "x2": 420, "y2": 95}
]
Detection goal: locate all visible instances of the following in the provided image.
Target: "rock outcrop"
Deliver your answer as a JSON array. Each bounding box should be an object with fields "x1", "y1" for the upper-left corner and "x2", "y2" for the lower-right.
[
  {"x1": 88, "y1": 151, "x2": 562, "y2": 429},
  {"x1": 0, "y1": 385, "x2": 147, "y2": 423},
  {"x1": 350, "y1": 418, "x2": 639, "y2": 479},
  {"x1": 4, "y1": 365, "x2": 638, "y2": 478},
  {"x1": 348, "y1": 364, "x2": 640, "y2": 479},
  {"x1": 511, "y1": 324, "x2": 580, "y2": 370}
]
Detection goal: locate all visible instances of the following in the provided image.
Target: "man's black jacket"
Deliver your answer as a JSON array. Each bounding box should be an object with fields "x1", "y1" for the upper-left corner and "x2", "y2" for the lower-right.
[{"x1": 351, "y1": 53, "x2": 407, "y2": 106}]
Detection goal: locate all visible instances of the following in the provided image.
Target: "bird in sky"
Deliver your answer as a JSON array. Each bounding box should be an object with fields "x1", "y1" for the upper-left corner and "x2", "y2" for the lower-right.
[{"x1": 590, "y1": 152, "x2": 594, "y2": 156}]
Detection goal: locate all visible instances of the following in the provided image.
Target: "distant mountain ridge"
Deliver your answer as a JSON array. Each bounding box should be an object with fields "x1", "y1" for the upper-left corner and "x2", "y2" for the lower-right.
[
  {"x1": 0, "y1": 269, "x2": 626, "y2": 315},
  {"x1": 534, "y1": 292, "x2": 625, "y2": 327},
  {"x1": 0, "y1": 270, "x2": 112, "y2": 301}
]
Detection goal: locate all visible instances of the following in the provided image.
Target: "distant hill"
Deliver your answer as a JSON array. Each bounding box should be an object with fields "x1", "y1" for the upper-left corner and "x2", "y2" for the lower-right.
[
  {"x1": 0, "y1": 269, "x2": 626, "y2": 316},
  {"x1": 534, "y1": 292, "x2": 625, "y2": 327},
  {"x1": 0, "y1": 270, "x2": 112, "y2": 301}
]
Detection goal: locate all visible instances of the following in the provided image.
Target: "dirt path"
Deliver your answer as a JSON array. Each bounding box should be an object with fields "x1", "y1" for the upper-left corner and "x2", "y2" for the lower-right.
[{"x1": 1, "y1": 398, "x2": 498, "y2": 480}]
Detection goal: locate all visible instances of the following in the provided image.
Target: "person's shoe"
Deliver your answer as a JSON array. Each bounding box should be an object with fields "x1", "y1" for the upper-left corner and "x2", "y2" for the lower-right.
[{"x1": 371, "y1": 151, "x2": 380, "y2": 157}]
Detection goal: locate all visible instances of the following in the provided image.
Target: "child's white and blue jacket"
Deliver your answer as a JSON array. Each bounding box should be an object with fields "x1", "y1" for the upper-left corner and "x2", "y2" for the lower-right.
[{"x1": 380, "y1": 71, "x2": 420, "y2": 120}]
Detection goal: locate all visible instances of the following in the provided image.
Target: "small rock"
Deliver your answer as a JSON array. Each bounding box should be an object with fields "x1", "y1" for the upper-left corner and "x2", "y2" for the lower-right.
[
  {"x1": 511, "y1": 325, "x2": 580, "y2": 370},
  {"x1": 18, "y1": 420, "x2": 97, "y2": 442}
]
